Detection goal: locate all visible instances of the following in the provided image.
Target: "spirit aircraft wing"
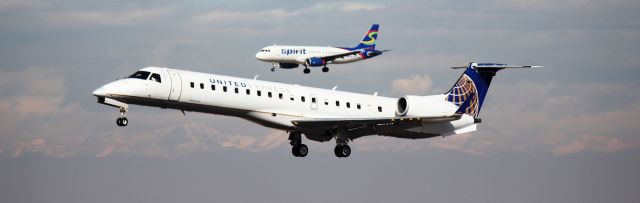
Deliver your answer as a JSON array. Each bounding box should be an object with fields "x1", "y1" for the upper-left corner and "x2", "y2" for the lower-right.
[{"x1": 316, "y1": 50, "x2": 362, "y2": 62}]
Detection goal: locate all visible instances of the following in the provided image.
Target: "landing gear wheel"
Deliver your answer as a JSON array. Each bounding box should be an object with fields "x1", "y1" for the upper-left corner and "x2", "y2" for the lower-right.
[
  {"x1": 271, "y1": 67, "x2": 275, "y2": 72},
  {"x1": 322, "y1": 67, "x2": 329, "y2": 72},
  {"x1": 116, "y1": 117, "x2": 128, "y2": 127},
  {"x1": 292, "y1": 144, "x2": 308, "y2": 157},
  {"x1": 303, "y1": 68, "x2": 311, "y2": 74},
  {"x1": 334, "y1": 145, "x2": 351, "y2": 158},
  {"x1": 120, "y1": 117, "x2": 128, "y2": 126}
]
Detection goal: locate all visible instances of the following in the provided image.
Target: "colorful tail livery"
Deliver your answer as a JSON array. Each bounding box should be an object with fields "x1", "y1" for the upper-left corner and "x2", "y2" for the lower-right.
[
  {"x1": 353, "y1": 24, "x2": 379, "y2": 50},
  {"x1": 446, "y1": 63, "x2": 541, "y2": 118}
]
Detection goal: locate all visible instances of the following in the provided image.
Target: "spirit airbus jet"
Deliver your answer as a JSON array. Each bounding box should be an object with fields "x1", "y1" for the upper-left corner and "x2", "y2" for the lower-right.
[
  {"x1": 93, "y1": 63, "x2": 537, "y2": 157},
  {"x1": 255, "y1": 24, "x2": 388, "y2": 74}
]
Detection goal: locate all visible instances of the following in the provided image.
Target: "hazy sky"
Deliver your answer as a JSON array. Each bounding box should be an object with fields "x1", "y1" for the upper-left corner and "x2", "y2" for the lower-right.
[{"x1": 0, "y1": 0, "x2": 639, "y2": 202}]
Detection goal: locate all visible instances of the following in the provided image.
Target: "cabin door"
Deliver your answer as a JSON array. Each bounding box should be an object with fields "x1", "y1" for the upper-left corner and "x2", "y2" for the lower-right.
[{"x1": 167, "y1": 70, "x2": 182, "y2": 101}]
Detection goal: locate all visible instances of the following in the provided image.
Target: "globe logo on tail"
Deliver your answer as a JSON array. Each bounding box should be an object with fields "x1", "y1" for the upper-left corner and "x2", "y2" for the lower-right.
[{"x1": 446, "y1": 75, "x2": 479, "y2": 117}]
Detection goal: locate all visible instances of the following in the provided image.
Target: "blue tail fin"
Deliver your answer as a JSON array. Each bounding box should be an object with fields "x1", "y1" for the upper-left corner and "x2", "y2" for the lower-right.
[
  {"x1": 353, "y1": 24, "x2": 379, "y2": 50},
  {"x1": 445, "y1": 63, "x2": 536, "y2": 118}
]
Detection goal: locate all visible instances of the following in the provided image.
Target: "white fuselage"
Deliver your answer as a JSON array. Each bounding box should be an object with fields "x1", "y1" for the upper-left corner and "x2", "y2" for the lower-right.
[
  {"x1": 255, "y1": 45, "x2": 363, "y2": 65},
  {"x1": 93, "y1": 67, "x2": 476, "y2": 141}
]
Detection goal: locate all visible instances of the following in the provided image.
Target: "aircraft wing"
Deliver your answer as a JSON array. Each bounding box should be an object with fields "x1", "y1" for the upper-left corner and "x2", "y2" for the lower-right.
[
  {"x1": 319, "y1": 50, "x2": 362, "y2": 62},
  {"x1": 291, "y1": 113, "x2": 462, "y2": 132}
]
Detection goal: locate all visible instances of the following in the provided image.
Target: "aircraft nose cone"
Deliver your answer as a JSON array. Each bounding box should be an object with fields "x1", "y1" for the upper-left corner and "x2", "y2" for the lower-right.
[
  {"x1": 92, "y1": 86, "x2": 107, "y2": 97},
  {"x1": 255, "y1": 52, "x2": 266, "y2": 61}
]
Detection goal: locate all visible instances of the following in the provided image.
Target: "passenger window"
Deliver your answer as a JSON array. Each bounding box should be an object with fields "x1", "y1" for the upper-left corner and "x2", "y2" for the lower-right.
[
  {"x1": 278, "y1": 93, "x2": 283, "y2": 99},
  {"x1": 190, "y1": 82, "x2": 194, "y2": 88},
  {"x1": 290, "y1": 97, "x2": 294, "y2": 101},
  {"x1": 268, "y1": 92, "x2": 272, "y2": 98},
  {"x1": 357, "y1": 104, "x2": 361, "y2": 109},
  {"x1": 324, "y1": 99, "x2": 329, "y2": 105},
  {"x1": 211, "y1": 85, "x2": 215, "y2": 91},
  {"x1": 149, "y1": 73, "x2": 161, "y2": 83},
  {"x1": 335, "y1": 101, "x2": 340, "y2": 107},
  {"x1": 234, "y1": 88, "x2": 239, "y2": 94},
  {"x1": 257, "y1": 90, "x2": 262, "y2": 96},
  {"x1": 223, "y1": 86, "x2": 227, "y2": 92},
  {"x1": 200, "y1": 83, "x2": 204, "y2": 89},
  {"x1": 346, "y1": 102, "x2": 350, "y2": 108},
  {"x1": 301, "y1": 96, "x2": 305, "y2": 102},
  {"x1": 246, "y1": 89, "x2": 250, "y2": 95},
  {"x1": 378, "y1": 106, "x2": 382, "y2": 112},
  {"x1": 312, "y1": 97, "x2": 316, "y2": 103}
]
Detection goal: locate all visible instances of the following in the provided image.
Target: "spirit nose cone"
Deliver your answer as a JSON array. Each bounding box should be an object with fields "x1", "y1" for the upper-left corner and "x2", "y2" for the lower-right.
[{"x1": 255, "y1": 52, "x2": 267, "y2": 61}]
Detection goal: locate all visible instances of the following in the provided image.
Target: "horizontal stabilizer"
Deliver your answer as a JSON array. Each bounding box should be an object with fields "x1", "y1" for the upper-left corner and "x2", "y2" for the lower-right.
[{"x1": 451, "y1": 63, "x2": 542, "y2": 69}]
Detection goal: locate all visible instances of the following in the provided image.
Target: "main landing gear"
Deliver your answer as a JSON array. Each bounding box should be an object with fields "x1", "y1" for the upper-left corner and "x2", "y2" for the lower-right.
[
  {"x1": 115, "y1": 107, "x2": 128, "y2": 127},
  {"x1": 302, "y1": 66, "x2": 329, "y2": 74},
  {"x1": 289, "y1": 131, "x2": 308, "y2": 157},
  {"x1": 334, "y1": 144, "x2": 351, "y2": 158},
  {"x1": 333, "y1": 127, "x2": 350, "y2": 158}
]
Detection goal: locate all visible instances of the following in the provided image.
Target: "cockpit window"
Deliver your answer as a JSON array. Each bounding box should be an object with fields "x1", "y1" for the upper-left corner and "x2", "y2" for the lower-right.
[
  {"x1": 128, "y1": 71, "x2": 151, "y2": 80},
  {"x1": 150, "y1": 73, "x2": 161, "y2": 83}
]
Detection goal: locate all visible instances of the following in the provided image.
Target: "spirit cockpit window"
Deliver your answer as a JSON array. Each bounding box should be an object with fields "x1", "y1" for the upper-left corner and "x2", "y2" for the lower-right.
[{"x1": 128, "y1": 71, "x2": 151, "y2": 80}]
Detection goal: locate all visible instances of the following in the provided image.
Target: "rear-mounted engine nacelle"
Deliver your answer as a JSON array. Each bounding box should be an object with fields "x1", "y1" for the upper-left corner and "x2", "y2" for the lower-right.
[{"x1": 396, "y1": 95, "x2": 454, "y2": 117}]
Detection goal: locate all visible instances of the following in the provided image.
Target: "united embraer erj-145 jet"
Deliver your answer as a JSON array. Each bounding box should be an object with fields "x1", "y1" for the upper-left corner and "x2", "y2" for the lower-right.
[
  {"x1": 93, "y1": 63, "x2": 538, "y2": 158},
  {"x1": 255, "y1": 24, "x2": 388, "y2": 74}
]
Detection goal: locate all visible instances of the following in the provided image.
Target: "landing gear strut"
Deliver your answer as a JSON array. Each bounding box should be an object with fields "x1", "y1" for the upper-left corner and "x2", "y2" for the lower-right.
[
  {"x1": 271, "y1": 63, "x2": 277, "y2": 72},
  {"x1": 115, "y1": 107, "x2": 128, "y2": 127},
  {"x1": 289, "y1": 131, "x2": 308, "y2": 157}
]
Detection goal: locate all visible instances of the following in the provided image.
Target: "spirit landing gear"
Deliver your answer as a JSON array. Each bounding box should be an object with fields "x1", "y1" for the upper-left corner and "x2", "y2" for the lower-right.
[
  {"x1": 271, "y1": 63, "x2": 277, "y2": 72},
  {"x1": 322, "y1": 66, "x2": 329, "y2": 73},
  {"x1": 303, "y1": 68, "x2": 311, "y2": 74},
  {"x1": 289, "y1": 131, "x2": 308, "y2": 157},
  {"x1": 115, "y1": 107, "x2": 128, "y2": 127}
]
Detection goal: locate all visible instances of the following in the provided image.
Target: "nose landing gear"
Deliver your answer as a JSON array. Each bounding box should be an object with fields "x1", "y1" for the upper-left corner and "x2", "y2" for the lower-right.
[
  {"x1": 116, "y1": 117, "x2": 128, "y2": 126},
  {"x1": 115, "y1": 107, "x2": 128, "y2": 127}
]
